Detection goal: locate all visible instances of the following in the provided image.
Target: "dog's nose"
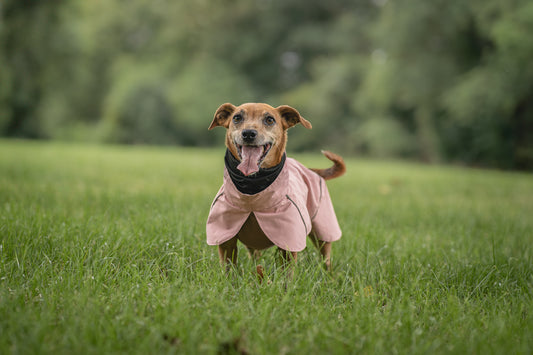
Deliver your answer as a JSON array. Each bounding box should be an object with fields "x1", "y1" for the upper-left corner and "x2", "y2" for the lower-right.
[{"x1": 242, "y1": 129, "x2": 257, "y2": 142}]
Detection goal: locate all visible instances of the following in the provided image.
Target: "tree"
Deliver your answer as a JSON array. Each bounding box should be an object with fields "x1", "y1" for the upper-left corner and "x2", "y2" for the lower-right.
[
  {"x1": 356, "y1": 0, "x2": 533, "y2": 168},
  {"x1": 0, "y1": 0, "x2": 69, "y2": 137}
]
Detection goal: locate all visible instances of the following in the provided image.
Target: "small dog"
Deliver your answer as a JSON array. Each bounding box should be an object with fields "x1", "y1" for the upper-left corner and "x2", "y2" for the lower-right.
[{"x1": 206, "y1": 103, "x2": 345, "y2": 273}]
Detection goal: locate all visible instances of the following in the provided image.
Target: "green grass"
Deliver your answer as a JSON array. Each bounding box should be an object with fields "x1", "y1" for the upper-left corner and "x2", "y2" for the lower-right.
[{"x1": 1, "y1": 139, "x2": 532, "y2": 354}]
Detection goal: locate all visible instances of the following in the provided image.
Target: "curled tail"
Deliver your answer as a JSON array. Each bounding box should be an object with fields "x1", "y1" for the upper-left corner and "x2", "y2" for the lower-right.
[{"x1": 310, "y1": 150, "x2": 346, "y2": 180}]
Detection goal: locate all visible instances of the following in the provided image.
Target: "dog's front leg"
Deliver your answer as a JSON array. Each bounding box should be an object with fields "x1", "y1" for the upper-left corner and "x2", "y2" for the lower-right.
[{"x1": 218, "y1": 237, "x2": 238, "y2": 271}]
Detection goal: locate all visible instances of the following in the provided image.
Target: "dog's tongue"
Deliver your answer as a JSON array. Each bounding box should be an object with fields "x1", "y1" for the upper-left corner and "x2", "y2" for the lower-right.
[{"x1": 237, "y1": 146, "x2": 262, "y2": 176}]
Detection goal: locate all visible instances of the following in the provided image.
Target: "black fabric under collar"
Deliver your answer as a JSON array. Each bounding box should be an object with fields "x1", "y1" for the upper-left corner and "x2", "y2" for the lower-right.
[{"x1": 224, "y1": 149, "x2": 286, "y2": 195}]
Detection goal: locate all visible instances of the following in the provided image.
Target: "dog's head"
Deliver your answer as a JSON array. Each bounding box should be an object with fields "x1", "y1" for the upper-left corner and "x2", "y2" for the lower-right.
[{"x1": 209, "y1": 103, "x2": 312, "y2": 176}]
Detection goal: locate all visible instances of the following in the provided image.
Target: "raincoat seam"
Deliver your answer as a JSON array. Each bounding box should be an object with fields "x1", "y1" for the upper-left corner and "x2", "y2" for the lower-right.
[
  {"x1": 311, "y1": 178, "x2": 323, "y2": 221},
  {"x1": 286, "y1": 194, "x2": 308, "y2": 234},
  {"x1": 211, "y1": 192, "x2": 224, "y2": 210}
]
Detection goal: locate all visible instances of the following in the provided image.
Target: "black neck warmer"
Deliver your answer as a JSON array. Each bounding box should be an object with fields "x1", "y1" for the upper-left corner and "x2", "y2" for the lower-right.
[{"x1": 224, "y1": 149, "x2": 286, "y2": 195}]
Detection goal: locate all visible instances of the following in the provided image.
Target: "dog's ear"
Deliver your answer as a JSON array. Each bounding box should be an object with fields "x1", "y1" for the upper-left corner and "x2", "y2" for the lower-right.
[
  {"x1": 209, "y1": 103, "x2": 236, "y2": 130},
  {"x1": 277, "y1": 105, "x2": 312, "y2": 129}
]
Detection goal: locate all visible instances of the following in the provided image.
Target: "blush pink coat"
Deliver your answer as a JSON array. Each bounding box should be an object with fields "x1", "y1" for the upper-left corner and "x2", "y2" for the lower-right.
[{"x1": 206, "y1": 157, "x2": 342, "y2": 252}]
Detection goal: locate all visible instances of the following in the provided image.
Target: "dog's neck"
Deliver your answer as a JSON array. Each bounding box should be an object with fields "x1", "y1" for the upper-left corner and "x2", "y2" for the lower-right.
[{"x1": 224, "y1": 149, "x2": 286, "y2": 195}]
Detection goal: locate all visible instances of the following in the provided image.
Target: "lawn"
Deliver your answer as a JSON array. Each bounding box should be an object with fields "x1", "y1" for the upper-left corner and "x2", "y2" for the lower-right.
[{"x1": 1, "y1": 140, "x2": 532, "y2": 354}]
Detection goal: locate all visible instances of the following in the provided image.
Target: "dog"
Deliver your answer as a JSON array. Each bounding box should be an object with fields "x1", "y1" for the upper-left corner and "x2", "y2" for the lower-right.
[{"x1": 206, "y1": 103, "x2": 345, "y2": 274}]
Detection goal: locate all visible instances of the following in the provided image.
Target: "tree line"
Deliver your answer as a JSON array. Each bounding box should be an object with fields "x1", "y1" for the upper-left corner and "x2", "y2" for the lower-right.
[{"x1": 1, "y1": 0, "x2": 532, "y2": 169}]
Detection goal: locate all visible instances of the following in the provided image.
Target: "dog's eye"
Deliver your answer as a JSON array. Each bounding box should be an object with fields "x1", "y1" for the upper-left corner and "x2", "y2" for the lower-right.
[
  {"x1": 264, "y1": 116, "x2": 276, "y2": 126},
  {"x1": 233, "y1": 114, "x2": 243, "y2": 124}
]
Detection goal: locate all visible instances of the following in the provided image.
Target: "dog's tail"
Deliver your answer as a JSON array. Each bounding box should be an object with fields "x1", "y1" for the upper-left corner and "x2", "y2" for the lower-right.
[{"x1": 310, "y1": 150, "x2": 346, "y2": 180}]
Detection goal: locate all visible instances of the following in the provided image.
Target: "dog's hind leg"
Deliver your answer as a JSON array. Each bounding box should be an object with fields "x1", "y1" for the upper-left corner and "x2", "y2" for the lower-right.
[
  {"x1": 309, "y1": 232, "x2": 332, "y2": 271},
  {"x1": 277, "y1": 248, "x2": 298, "y2": 280},
  {"x1": 246, "y1": 247, "x2": 262, "y2": 260}
]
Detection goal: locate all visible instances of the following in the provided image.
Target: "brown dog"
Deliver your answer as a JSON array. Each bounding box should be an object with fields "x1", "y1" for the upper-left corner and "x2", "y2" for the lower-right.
[{"x1": 206, "y1": 103, "x2": 345, "y2": 273}]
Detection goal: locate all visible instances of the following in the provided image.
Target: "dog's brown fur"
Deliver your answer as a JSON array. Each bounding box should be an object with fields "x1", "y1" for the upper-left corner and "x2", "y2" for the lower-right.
[{"x1": 209, "y1": 102, "x2": 345, "y2": 272}]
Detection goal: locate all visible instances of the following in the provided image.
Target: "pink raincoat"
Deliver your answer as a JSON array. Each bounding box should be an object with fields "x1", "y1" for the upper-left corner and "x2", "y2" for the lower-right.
[{"x1": 206, "y1": 157, "x2": 341, "y2": 252}]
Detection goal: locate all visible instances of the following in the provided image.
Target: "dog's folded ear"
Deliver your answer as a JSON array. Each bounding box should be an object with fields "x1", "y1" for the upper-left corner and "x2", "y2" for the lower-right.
[
  {"x1": 209, "y1": 103, "x2": 236, "y2": 130},
  {"x1": 277, "y1": 105, "x2": 312, "y2": 129}
]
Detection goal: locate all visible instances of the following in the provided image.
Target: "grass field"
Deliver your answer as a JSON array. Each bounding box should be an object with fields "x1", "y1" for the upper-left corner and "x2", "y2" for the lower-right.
[{"x1": 1, "y1": 140, "x2": 532, "y2": 354}]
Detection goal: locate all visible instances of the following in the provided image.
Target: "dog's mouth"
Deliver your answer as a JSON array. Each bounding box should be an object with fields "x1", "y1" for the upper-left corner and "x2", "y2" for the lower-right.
[
  {"x1": 235, "y1": 142, "x2": 272, "y2": 176},
  {"x1": 236, "y1": 143, "x2": 272, "y2": 162}
]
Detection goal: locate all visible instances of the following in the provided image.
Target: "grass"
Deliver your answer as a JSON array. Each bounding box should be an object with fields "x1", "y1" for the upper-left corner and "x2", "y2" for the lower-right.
[{"x1": 1, "y1": 139, "x2": 532, "y2": 354}]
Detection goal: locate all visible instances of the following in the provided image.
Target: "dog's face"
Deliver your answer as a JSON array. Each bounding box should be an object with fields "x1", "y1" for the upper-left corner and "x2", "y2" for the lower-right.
[{"x1": 209, "y1": 103, "x2": 312, "y2": 176}]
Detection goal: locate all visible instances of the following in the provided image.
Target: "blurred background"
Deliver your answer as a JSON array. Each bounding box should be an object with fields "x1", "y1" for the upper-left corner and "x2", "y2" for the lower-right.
[{"x1": 1, "y1": 0, "x2": 532, "y2": 170}]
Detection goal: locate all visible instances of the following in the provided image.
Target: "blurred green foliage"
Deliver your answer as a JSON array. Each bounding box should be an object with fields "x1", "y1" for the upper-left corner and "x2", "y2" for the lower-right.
[{"x1": 1, "y1": 0, "x2": 532, "y2": 169}]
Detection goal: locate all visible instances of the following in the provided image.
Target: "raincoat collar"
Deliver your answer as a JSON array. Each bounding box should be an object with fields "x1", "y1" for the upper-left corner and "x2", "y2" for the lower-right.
[{"x1": 224, "y1": 149, "x2": 286, "y2": 195}]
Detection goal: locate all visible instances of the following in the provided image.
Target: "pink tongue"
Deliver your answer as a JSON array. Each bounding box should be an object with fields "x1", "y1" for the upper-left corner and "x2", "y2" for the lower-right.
[{"x1": 237, "y1": 146, "x2": 263, "y2": 176}]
